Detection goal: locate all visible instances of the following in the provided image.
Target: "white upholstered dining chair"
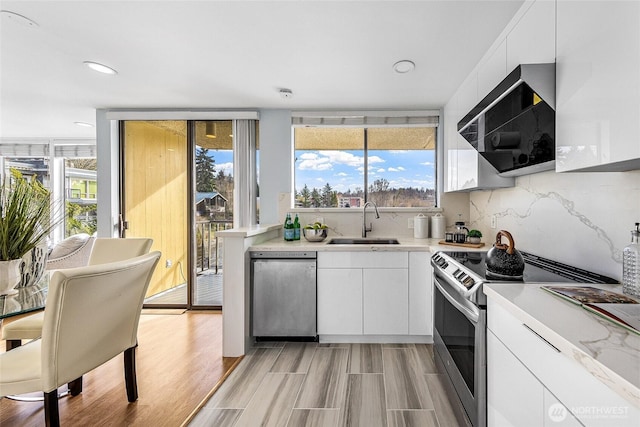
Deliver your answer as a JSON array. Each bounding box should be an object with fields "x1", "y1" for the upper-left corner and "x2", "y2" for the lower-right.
[
  {"x1": 0, "y1": 251, "x2": 161, "y2": 427},
  {"x1": 2, "y1": 237, "x2": 154, "y2": 351}
]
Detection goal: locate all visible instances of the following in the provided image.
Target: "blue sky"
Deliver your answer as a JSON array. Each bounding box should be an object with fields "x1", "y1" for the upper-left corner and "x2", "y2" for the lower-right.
[
  {"x1": 294, "y1": 149, "x2": 435, "y2": 193},
  {"x1": 203, "y1": 149, "x2": 234, "y2": 177}
]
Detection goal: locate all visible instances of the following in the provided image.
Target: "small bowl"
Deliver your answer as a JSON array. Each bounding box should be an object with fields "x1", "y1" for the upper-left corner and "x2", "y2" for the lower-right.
[{"x1": 303, "y1": 228, "x2": 328, "y2": 242}]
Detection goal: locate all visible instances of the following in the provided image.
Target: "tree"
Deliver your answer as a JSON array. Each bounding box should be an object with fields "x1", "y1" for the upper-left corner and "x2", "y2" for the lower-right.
[
  {"x1": 310, "y1": 188, "x2": 321, "y2": 208},
  {"x1": 195, "y1": 147, "x2": 216, "y2": 192},
  {"x1": 321, "y1": 183, "x2": 333, "y2": 207},
  {"x1": 300, "y1": 184, "x2": 311, "y2": 208}
]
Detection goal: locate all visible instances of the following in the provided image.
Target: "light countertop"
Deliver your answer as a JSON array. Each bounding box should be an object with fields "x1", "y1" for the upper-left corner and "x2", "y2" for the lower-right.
[
  {"x1": 249, "y1": 236, "x2": 488, "y2": 252},
  {"x1": 484, "y1": 282, "x2": 640, "y2": 408}
]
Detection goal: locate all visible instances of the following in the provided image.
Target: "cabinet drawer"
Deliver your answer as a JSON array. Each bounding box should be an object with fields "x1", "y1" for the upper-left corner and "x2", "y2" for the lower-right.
[
  {"x1": 488, "y1": 300, "x2": 639, "y2": 426},
  {"x1": 318, "y1": 251, "x2": 408, "y2": 269}
]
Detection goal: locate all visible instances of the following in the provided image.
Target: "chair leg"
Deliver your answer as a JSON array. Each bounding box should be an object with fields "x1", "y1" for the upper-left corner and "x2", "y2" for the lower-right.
[
  {"x1": 124, "y1": 346, "x2": 138, "y2": 402},
  {"x1": 44, "y1": 390, "x2": 60, "y2": 427},
  {"x1": 6, "y1": 339, "x2": 21, "y2": 351},
  {"x1": 68, "y1": 376, "x2": 83, "y2": 396}
]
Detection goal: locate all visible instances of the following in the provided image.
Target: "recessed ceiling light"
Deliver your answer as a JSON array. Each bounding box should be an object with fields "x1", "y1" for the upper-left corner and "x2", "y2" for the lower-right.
[
  {"x1": 1, "y1": 10, "x2": 39, "y2": 28},
  {"x1": 74, "y1": 121, "x2": 94, "y2": 128},
  {"x1": 393, "y1": 60, "x2": 415, "y2": 74},
  {"x1": 83, "y1": 61, "x2": 118, "y2": 75}
]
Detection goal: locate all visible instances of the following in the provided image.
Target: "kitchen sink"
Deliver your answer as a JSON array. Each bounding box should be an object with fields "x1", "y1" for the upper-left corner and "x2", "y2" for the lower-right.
[{"x1": 327, "y1": 238, "x2": 400, "y2": 245}]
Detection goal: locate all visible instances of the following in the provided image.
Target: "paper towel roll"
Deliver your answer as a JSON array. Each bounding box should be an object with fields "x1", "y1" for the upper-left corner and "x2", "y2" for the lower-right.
[
  {"x1": 414, "y1": 214, "x2": 429, "y2": 239},
  {"x1": 431, "y1": 213, "x2": 445, "y2": 239}
]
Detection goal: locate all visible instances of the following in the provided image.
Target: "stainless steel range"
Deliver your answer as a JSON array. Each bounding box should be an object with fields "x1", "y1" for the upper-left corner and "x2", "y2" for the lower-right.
[{"x1": 431, "y1": 250, "x2": 617, "y2": 427}]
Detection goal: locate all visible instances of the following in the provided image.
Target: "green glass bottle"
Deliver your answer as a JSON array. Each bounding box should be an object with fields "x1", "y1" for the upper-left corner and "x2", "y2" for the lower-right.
[
  {"x1": 284, "y1": 213, "x2": 294, "y2": 241},
  {"x1": 293, "y1": 214, "x2": 300, "y2": 240}
]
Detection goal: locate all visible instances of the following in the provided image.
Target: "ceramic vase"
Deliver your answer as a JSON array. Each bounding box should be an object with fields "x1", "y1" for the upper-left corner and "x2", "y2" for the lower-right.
[{"x1": 0, "y1": 259, "x2": 22, "y2": 296}]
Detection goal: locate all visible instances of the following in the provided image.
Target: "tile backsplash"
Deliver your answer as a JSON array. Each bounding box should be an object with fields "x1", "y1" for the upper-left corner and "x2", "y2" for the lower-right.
[{"x1": 469, "y1": 170, "x2": 640, "y2": 280}]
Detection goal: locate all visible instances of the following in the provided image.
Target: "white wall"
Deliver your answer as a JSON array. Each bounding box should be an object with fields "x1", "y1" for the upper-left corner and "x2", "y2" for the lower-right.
[{"x1": 258, "y1": 109, "x2": 292, "y2": 225}]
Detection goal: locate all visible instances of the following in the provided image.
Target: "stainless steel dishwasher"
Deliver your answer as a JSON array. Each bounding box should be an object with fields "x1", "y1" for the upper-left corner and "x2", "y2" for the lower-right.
[{"x1": 250, "y1": 251, "x2": 317, "y2": 340}]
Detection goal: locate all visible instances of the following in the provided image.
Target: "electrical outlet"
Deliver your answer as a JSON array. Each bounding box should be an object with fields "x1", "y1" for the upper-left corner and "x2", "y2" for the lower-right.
[
  {"x1": 166, "y1": 259, "x2": 172, "y2": 268},
  {"x1": 408, "y1": 218, "x2": 414, "y2": 229},
  {"x1": 491, "y1": 215, "x2": 497, "y2": 229}
]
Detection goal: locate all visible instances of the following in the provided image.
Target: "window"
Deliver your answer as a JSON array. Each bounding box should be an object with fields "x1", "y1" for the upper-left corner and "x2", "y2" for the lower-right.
[{"x1": 293, "y1": 119, "x2": 437, "y2": 208}]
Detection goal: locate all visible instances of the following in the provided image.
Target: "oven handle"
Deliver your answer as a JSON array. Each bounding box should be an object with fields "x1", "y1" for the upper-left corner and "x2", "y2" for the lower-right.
[{"x1": 434, "y1": 277, "x2": 480, "y2": 324}]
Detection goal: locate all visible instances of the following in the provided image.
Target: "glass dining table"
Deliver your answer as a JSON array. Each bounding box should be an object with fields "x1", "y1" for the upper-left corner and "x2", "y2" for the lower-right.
[{"x1": 0, "y1": 273, "x2": 49, "y2": 320}]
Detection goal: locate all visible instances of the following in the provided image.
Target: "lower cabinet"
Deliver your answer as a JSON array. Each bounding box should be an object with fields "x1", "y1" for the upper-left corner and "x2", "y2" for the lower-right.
[
  {"x1": 363, "y1": 268, "x2": 408, "y2": 334},
  {"x1": 317, "y1": 268, "x2": 362, "y2": 335},
  {"x1": 488, "y1": 330, "x2": 582, "y2": 427},
  {"x1": 317, "y1": 251, "x2": 431, "y2": 338}
]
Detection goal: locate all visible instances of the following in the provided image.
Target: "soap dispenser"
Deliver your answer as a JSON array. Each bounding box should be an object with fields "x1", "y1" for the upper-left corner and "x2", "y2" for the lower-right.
[{"x1": 622, "y1": 222, "x2": 640, "y2": 297}]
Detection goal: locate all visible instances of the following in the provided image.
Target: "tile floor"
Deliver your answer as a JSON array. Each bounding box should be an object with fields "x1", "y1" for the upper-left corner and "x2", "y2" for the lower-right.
[{"x1": 189, "y1": 342, "x2": 465, "y2": 427}]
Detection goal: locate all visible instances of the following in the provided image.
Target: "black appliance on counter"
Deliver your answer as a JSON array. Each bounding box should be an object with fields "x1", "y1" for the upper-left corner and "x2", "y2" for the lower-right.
[{"x1": 431, "y1": 250, "x2": 617, "y2": 427}]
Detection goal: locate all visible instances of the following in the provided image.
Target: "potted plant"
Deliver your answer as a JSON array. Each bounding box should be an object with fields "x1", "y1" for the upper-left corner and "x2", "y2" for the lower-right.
[
  {"x1": 467, "y1": 229, "x2": 483, "y2": 244},
  {"x1": 0, "y1": 170, "x2": 61, "y2": 295}
]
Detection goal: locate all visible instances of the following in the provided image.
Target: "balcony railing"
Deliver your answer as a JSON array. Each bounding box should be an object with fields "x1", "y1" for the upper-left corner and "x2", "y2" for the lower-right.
[{"x1": 196, "y1": 220, "x2": 233, "y2": 274}]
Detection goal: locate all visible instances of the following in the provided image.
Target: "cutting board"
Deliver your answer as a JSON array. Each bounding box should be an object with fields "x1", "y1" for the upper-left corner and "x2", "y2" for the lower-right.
[{"x1": 438, "y1": 241, "x2": 485, "y2": 248}]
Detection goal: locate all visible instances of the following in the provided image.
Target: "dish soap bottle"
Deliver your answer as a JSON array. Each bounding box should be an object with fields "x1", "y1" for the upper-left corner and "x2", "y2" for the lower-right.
[{"x1": 622, "y1": 222, "x2": 640, "y2": 297}]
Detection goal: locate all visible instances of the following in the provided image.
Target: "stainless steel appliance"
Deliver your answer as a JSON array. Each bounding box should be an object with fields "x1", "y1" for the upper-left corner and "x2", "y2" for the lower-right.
[
  {"x1": 250, "y1": 251, "x2": 317, "y2": 339},
  {"x1": 431, "y1": 250, "x2": 617, "y2": 427}
]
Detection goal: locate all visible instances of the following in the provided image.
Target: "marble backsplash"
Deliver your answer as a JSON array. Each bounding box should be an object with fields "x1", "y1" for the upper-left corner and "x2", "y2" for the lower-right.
[{"x1": 468, "y1": 170, "x2": 640, "y2": 280}]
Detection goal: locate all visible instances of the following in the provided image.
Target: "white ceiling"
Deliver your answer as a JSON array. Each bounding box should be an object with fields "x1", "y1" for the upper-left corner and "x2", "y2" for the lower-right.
[{"x1": 0, "y1": 0, "x2": 524, "y2": 139}]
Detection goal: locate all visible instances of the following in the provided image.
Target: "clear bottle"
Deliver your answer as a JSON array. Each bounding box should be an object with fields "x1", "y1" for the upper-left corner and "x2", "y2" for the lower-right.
[
  {"x1": 284, "y1": 213, "x2": 294, "y2": 241},
  {"x1": 293, "y1": 214, "x2": 300, "y2": 241},
  {"x1": 622, "y1": 222, "x2": 640, "y2": 297}
]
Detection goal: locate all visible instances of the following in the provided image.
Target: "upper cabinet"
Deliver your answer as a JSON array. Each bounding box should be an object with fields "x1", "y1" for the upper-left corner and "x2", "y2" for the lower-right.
[
  {"x1": 556, "y1": 0, "x2": 640, "y2": 172},
  {"x1": 506, "y1": 0, "x2": 556, "y2": 71},
  {"x1": 443, "y1": 0, "x2": 555, "y2": 192}
]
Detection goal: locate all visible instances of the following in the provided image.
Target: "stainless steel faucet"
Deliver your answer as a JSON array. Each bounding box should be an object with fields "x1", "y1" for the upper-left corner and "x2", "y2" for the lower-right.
[{"x1": 362, "y1": 201, "x2": 380, "y2": 237}]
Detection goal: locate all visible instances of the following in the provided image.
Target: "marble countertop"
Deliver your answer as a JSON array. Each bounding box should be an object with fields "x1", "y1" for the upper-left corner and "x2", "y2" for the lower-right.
[
  {"x1": 249, "y1": 235, "x2": 489, "y2": 252},
  {"x1": 484, "y1": 282, "x2": 640, "y2": 407}
]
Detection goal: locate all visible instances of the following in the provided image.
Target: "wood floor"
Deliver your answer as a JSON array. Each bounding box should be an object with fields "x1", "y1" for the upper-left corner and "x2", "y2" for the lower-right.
[
  {"x1": 0, "y1": 311, "x2": 238, "y2": 427},
  {"x1": 188, "y1": 342, "x2": 466, "y2": 427}
]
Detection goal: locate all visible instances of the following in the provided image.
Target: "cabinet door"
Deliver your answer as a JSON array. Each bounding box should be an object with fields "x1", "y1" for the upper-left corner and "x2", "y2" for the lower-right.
[
  {"x1": 506, "y1": 0, "x2": 556, "y2": 72},
  {"x1": 556, "y1": 0, "x2": 640, "y2": 171},
  {"x1": 363, "y1": 268, "x2": 408, "y2": 335},
  {"x1": 488, "y1": 331, "x2": 544, "y2": 427},
  {"x1": 477, "y1": 39, "x2": 507, "y2": 100},
  {"x1": 317, "y1": 268, "x2": 362, "y2": 335},
  {"x1": 408, "y1": 252, "x2": 431, "y2": 335}
]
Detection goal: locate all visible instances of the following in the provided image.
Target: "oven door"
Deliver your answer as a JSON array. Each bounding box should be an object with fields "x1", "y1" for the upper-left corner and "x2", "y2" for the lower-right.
[{"x1": 433, "y1": 274, "x2": 486, "y2": 427}]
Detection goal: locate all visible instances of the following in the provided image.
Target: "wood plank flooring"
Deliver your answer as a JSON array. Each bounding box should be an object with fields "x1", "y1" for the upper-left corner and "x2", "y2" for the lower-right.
[
  {"x1": 0, "y1": 311, "x2": 238, "y2": 427},
  {"x1": 188, "y1": 342, "x2": 464, "y2": 427}
]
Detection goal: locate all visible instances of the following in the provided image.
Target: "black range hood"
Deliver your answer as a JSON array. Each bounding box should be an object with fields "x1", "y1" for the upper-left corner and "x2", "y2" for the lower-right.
[{"x1": 458, "y1": 63, "x2": 556, "y2": 177}]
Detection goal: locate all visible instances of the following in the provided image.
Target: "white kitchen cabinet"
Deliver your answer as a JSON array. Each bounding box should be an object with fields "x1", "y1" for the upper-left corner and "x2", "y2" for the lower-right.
[
  {"x1": 487, "y1": 330, "x2": 544, "y2": 427},
  {"x1": 477, "y1": 39, "x2": 507, "y2": 100},
  {"x1": 556, "y1": 0, "x2": 640, "y2": 172},
  {"x1": 317, "y1": 268, "x2": 362, "y2": 335},
  {"x1": 363, "y1": 268, "x2": 408, "y2": 335},
  {"x1": 488, "y1": 330, "x2": 583, "y2": 427},
  {"x1": 488, "y1": 299, "x2": 637, "y2": 427},
  {"x1": 408, "y1": 252, "x2": 432, "y2": 335},
  {"x1": 506, "y1": 0, "x2": 556, "y2": 72},
  {"x1": 317, "y1": 251, "x2": 430, "y2": 338}
]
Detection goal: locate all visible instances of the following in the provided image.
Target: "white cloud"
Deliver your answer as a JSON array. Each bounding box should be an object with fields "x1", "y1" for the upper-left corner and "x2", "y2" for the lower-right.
[
  {"x1": 367, "y1": 155, "x2": 385, "y2": 164},
  {"x1": 397, "y1": 166, "x2": 406, "y2": 171},
  {"x1": 336, "y1": 172, "x2": 348, "y2": 176},
  {"x1": 298, "y1": 154, "x2": 332, "y2": 171},
  {"x1": 217, "y1": 162, "x2": 234, "y2": 175},
  {"x1": 389, "y1": 150, "x2": 408, "y2": 154},
  {"x1": 388, "y1": 167, "x2": 399, "y2": 172},
  {"x1": 377, "y1": 168, "x2": 386, "y2": 173},
  {"x1": 420, "y1": 161, "x2": 434, "y2": 166},
  {"x1": 299, "y1": 152, "x2": 318, "y2": 160}
]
